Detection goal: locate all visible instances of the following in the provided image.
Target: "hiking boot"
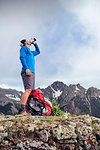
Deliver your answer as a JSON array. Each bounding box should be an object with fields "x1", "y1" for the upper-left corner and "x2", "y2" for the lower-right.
[
  {"x1": 19, "y1": 109, "x2": 28, "y2": 115},
  {"x1": 27, "y1": 109, "x2": 32, "y2": 114}
]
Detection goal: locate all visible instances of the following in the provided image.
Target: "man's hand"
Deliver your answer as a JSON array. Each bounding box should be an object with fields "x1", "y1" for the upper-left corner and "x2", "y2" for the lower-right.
[
  {"x1": 32, "y1": 41, "x2": 36, "y2": 45},
  {"x1": 26, "y1": 69, "x2": 32, "y2": 76}
]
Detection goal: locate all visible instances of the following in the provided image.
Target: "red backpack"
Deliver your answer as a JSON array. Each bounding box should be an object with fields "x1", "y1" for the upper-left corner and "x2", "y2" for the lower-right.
[
  {"x1": 28, "y1": 90, "x2": 52, "y2": 116},
  {"x1": 30, "y1": 90, "x2": 44, "y2": 102}
]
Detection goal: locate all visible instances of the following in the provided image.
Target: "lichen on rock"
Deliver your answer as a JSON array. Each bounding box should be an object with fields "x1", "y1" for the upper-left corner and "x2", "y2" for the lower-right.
[{"x1": 0, "y1": 114, "x2": 100, "y2": 150}]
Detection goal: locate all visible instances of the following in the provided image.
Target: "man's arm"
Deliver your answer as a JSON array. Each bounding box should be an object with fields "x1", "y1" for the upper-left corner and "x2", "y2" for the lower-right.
[
  {"x1": 20, "y1": 46, "x2": 28, "y2": 70},
  {"x1": 31, "y1": 43, "x2": 40, "y2": 56},
  {"x1": 20, "y1": 46, "x2": 32, "y2": 76}
]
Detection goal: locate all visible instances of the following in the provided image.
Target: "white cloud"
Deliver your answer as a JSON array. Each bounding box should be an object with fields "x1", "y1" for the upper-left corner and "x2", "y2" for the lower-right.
[
  {"x1": 0, "y1": 0, "x2": 62, "y2": 90},
  {"x1": 59, "y1": 0, "x2": 100, "y2": 36},
  {"x1": 56, "y1": 0, "x2": 100, "y2": 88},
  {"x1": 1, "y1": 0, "x2": 100, "y2": 90}
]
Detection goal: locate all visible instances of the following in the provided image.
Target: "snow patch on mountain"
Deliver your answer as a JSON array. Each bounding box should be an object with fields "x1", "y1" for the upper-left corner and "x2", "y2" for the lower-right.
[
  {"x1": 50, "y1": 86, "x2": 62, "y2": 99},
  {"x1": 75, "y1": 85, "x2": 80, "y2": 91},
  {"x1": 5, "y1": 94, "x2": 20, "y2": 101},
  {"x1": 74, "y1": 85, "x2": 81, "y2": 93}
]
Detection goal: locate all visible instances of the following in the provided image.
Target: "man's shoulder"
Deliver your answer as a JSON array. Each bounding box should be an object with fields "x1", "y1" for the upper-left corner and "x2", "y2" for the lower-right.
[{"x1": 20, "y1": 46, "x2": 27, "y2": 51}]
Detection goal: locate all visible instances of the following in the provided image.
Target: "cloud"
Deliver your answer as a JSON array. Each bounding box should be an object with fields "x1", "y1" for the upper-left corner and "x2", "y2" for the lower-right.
[
  {"x1": 1, "y1": 0, "x2": 100, "y2": 91},
  {"x1": 0, "y1": 0, "x2": 63, "y2": 90},
  {"x1": 59, "y1": 0, "x2": 100, "y2": 37},
  {"x1": 55, "y1": 0, "x2": 100, "y2": 88}
]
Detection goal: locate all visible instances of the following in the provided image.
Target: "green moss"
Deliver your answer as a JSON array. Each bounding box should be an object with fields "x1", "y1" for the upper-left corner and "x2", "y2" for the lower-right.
[
  {"x1": 12, "y1": 126, "x2": 17, "y2": 130},
  {"x1": 92, "y1": 120, "x2": 96, "y2": 124},
  {"x1": 40, "y1": 118, "x2": 52, "y2": 122},
  {"x1": 14, "y1": 140, "x2": 19, "y2": 144},
  {"x1": 11, "y1": 118, "x2": 19, "y2": 122},
  {"x1": 7, "y1": 132, "x2": 15, "y2": 139},
  {"x1": 72, "y1": 114, "x2": 77, "y2": 117},
  {"x1": 67, "y1": 116, "x2": 73, "y2": 121},
  {"x1": 17, "y1": 128, "x2": 24, "y2": 133},
  {"x1": 36, "y1": 122, "x2": 42, "y2": 125},
  {"x1": 60, "y1": 118, "x2": 66, "y2": 122}
]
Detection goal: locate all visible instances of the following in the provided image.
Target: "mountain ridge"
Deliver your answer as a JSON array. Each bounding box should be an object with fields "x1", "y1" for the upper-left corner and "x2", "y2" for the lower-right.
[
  {"x1": 0, "y1": 81, "x2": 100, "y2": 118},
  {"x1": 40, "y1": 81, "x2": 100, "y2": 118}
]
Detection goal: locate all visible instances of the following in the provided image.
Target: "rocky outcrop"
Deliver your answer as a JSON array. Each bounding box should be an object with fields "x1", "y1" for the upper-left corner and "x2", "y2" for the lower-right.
[{"x1": 0, "y1": 114, "x2": 100, "y2": 150}]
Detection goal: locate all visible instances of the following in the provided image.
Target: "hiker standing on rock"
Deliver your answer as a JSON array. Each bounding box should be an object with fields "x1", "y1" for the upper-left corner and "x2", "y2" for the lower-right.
[{"x1": 19, "y1": 39, "x2": 40, "y2": 115}]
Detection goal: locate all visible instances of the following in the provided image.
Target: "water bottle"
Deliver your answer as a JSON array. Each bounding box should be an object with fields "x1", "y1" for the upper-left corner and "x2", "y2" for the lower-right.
[{"x1": 29, "y1": 38, "x2": 36, "y2": 44}]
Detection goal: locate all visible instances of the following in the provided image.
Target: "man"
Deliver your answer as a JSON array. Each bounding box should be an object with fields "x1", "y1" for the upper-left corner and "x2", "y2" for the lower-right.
[{"x1": 19, "y1": 39, "x2": 40, "y2": 115}]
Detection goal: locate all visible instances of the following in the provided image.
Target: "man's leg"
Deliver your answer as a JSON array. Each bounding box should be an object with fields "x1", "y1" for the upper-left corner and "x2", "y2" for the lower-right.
[
  {"x1": 26, "y1": 73, "x2": 35, "y2": 112},
  {"x1": 21, "y1": 89, "x2": 32, "y2": 105},
  {"x1": 20, "y1": 72, "x2": 35, "y2": 115},
  {"x1": 19, "y1": 89, "x2": 32, "y2": 115}
]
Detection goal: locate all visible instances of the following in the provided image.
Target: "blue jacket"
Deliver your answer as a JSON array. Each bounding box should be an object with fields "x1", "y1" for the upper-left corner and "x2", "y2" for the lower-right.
[{"x1": 20, "y1": 43, "x2": 40, "y2": 73}]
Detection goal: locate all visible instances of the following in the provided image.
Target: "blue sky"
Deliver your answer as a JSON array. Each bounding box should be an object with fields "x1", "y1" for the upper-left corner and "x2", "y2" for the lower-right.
[{"x1": 0, "y1": 0, "x2": 100, "y2": 91}]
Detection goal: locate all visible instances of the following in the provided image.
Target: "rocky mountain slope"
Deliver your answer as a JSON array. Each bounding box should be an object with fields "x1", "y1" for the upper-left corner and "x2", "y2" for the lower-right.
[
  {"x1": 41, "y1": 81, "x2": 100, "y2": 118},
  {"x1": 0, "y1": 81, "x2": 100, "y2": 118},
  {"x1": 0, "y1": 88, "x2": 22, "y2": 115},
  {"x1": 0, "y1": 114, "x2": 100, "y2": 150}
]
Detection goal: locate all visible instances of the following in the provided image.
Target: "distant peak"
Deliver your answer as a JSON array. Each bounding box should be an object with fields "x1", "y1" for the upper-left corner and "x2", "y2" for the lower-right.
[{"x1": 52, "y1": 81, "x2": 65, "y2": 85}]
